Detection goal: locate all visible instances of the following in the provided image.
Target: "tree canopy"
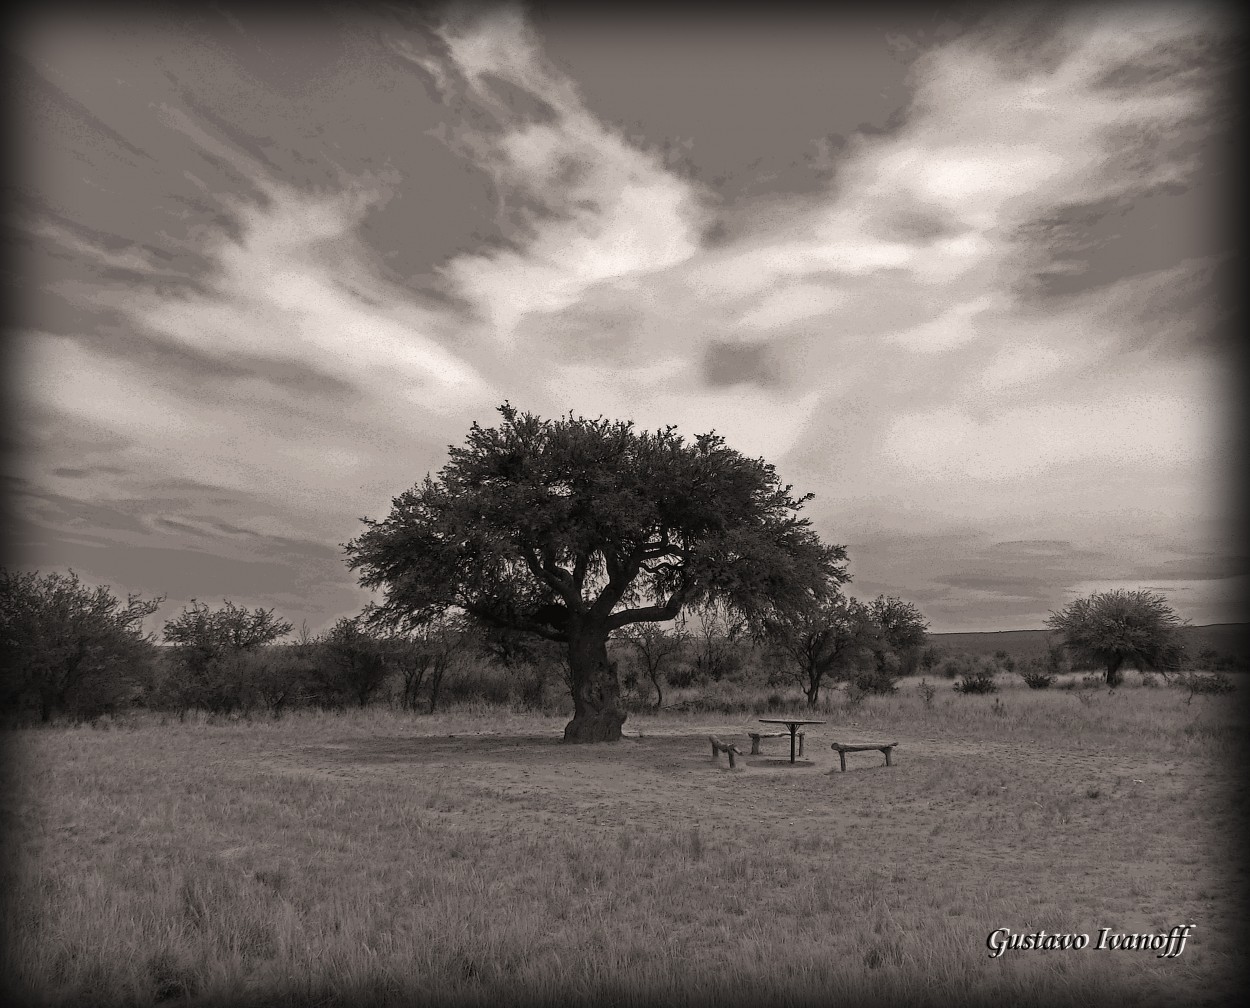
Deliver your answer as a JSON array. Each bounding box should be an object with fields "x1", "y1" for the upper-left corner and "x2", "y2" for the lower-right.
[
  {"x1": 346, "y1": 404, "x2": 848, "y2": 741},
  {"x1": 1046, "y1": 588, "x2": 1187, "y2": 687}
]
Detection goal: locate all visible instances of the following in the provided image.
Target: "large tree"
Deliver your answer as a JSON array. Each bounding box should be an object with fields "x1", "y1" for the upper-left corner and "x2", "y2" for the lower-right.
[
  {"x1": 345, "y1": 404, "x2": 848, "y2": 742},
  {"x1": 1046, "y1": 589, "x2": 1187, "y2": 687}
]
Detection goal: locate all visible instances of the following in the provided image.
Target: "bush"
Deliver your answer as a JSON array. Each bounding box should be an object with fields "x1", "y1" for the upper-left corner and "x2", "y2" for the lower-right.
[
  {"x1": 1017, "y1": 659, "x2": 1054, "y2": 689},
  {"x1": 849, "y1": 663, "x2": 899, "y2": 695},
  {"x1": 1175, "y1": 672, "x2": 1236, "y2": 697},
  {"x1": 440, "y1": 662, "x2": 512, "y2": 706},
  {"x1": 665, "y1": 662, "x2": 699, "y2": 688},
  {"x1": 953, "y1": 671, "x2": 998, "y2": 695},
  {"x1": 2, "y1": 569, "x2": 163, "y2": 723},
  {"x1": 1045, "y1": 641, "x2": 1069, "y2": 675}
]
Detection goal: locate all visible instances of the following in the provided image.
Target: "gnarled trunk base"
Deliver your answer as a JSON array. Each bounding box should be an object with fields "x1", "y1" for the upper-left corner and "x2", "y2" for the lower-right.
[
  {"x1": 563, "y1": 709, "x2": 626, "y2": 743},
  {"x1": 563, "y1": 626, "x2": 626, "y2": 743}
]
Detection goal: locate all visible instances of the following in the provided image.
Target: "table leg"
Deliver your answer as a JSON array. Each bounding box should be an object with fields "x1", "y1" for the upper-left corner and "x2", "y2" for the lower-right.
[{"x1": 790, "y1": 727, "x2": 797, "y2": 763}]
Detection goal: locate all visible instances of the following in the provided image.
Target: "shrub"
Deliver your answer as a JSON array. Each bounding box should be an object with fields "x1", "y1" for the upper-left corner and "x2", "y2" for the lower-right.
[
  {"x1": 1045, "y1": 641, "x2": 1069, "y2": 675},
  {"x1": 843, "y1": 682, "x2": 867, "y2": 712},
  {"x1": 1020, "y1": 669, "x2": 1055, "y2": 689},
  {"x1": 2, "y1": 569, "x2": 163, "y2": 723},
  {"x1": 850, "y1": 663, "x2": 899, "y2": 695},
  {"x1": 953, "y1": 671, "x2": 998, "y2": 695},
  {"x1": 917, "y1": 678, "x2": 937, "y2": 707},
  {"x1": 1140, "y1": 672, "x2": 1159, "y2": 688},
  {"x1": 1175, "y1": 672, "x2": 1235, "y2": 698},
  {"x1": 440, "y1": 662, "x2": 512, "y2": 706}
]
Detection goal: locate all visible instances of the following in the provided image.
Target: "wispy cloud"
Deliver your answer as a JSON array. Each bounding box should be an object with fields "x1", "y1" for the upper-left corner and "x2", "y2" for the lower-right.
[{"x1": 13, "y1": 4, "x2": 1239, "y2": 631}]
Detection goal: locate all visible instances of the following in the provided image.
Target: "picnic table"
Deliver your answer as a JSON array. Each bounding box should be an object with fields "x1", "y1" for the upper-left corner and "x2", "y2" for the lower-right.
[{"x1": 757, "y1": 718, "x2": 826, "y2": 763}]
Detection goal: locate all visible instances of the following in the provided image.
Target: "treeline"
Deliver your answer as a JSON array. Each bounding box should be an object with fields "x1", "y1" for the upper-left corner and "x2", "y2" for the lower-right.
[
  {"x1": 0, "y1": 570, "x2": 555, "y2": 724},
  {"x1": 1, "y1": 569, "x2": 932, "y2": 725}
]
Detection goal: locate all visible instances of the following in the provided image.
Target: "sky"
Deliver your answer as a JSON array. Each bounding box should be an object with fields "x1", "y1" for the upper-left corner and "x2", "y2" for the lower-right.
[{"x1": 7, "y1": 3, "x2": 1245, "y2": 635}]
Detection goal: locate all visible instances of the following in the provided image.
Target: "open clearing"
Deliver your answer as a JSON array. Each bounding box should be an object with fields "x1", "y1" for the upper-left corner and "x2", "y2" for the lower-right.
[{"x1": 3, "y1": 685, "x2": 1245, "y2": 1007}]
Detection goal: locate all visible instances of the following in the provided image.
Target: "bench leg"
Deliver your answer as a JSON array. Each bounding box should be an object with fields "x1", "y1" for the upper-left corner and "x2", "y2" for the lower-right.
[
  {"x1": 839, "y1": 750, "x2": 847, "y2": 772},
  {"x1": 727, "y1": 749, "x2": 737, "y2": 770},
  {"x1": 883, "y1": 747, "x2": 893, "y2": 767},
  {"x1": 711, "y1": 740, "x2": 719, "y2": 760},
  {"x1": 750, "y1": 737, "x2": 762, "y2": 755}
]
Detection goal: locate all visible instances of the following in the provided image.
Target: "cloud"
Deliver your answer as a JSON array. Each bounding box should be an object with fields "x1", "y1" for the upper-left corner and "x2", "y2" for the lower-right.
[
  {"x1": 880, "y1": 356, "x2": 1227, "y2": 483},
  {"x1": 13, "y1": 4, "x2": 1239, "y2": 633},
  {"x1": 426, "y1": 7, "x2": 709, "y2": 341}
]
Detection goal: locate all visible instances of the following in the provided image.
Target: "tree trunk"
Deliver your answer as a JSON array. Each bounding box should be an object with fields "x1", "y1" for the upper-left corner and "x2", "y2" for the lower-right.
[
  {"x1": 402, "y1": 667, "x2": 426, "y2": 711},
  {"x1": 1105, "y1": 656, "x2": 1124, "y2": 688},
  {"x1": 563, "y1": 626, "x2": 626, "y2": 743},
  {"x1": 649, "y1": 669, "x2": 663, "y2": 711},
  {"x1": 428, "y1": 665, "x2": 445, "y2": 714},
  {"x1": 805, "y1": 664, "x2": 821, "y2": 707}
]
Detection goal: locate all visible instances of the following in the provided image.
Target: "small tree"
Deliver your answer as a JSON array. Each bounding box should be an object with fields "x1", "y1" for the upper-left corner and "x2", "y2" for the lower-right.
[
  {"x1": 765, "y1": 594, "x2": 878, "y2": 707},
  {"x1": 252, "y1": 646, "x2": 314, "y2": 718},
  {"x1": 381, "y1": 612, "x2": 467, "y2": 713},
  {"x1": 867, "y1": 595, "x2": 929, "y2": 680},
  {"x1": 162, "y1": 600, "x2": 292, "y2": 714},
  {"x1": 317, "y1": 616, "x2": 391, "y2": 709},
  {"x1": 1046, "y1": 589, "x2": 1187, "y2": 688},
  {"x1": 679, "y1": 600, "x2": 746, "y2": 684},
  {"x1": 618, "y1": 622, "x2": 686, "y2": 710},
  {"x1": 0, "y1": 569, "x2": 162, "y2": 722},
  {"x1": 345, "y1": 404, "x2": 848, "y2": 742}
]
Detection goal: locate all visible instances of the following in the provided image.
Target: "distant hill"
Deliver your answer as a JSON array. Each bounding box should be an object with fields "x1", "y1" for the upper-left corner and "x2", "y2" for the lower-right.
[{"x1": 930, "y1": 623, "x2": 1250, "y2": 668}]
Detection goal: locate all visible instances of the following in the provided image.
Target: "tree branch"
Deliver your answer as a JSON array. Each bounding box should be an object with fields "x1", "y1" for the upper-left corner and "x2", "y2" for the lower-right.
[
  {"x1": 606, "y1": 585, "x2": 693, "y2": 630},
  {"x1": 572, "y1": 551, "x2": 590, "y2": 597},
  {"x1": 520, "y1": 548, "x2": 577, "y2": 606},
  {"x1": 462, "y1": 602, "x2": 569, "y2": 643}
]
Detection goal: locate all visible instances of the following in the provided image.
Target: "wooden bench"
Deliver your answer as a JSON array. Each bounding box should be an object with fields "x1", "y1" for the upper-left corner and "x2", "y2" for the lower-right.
[
  {"x1": 709, "y1": 735, "x2": 744, "y2": 769},
  {"x1": 748, "y1": 730, "x2": 805, "y2": 756},
  {"x1": 830, "y1": 741, "x2": 897, "y2": 772}
]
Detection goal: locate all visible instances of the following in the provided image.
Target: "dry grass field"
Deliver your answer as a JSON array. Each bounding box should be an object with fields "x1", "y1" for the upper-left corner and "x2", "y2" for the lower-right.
[{"x1": 3, "y1": 679, "x2": 1246, "y2": 1007}]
